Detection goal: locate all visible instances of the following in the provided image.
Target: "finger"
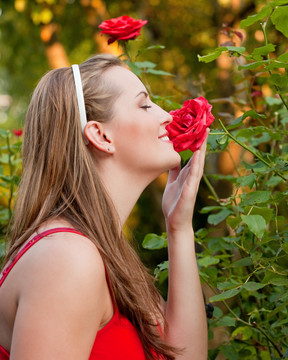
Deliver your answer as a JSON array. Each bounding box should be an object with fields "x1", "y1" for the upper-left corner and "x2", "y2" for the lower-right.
[
  {"x1": 187, "y1": 138, "x2": 208, "y2": 186},
  {"x1": 192, "y1": 130, "x2": 209, "y2": 172},
  {"x1": 177, "y1": 144, "x2": 204, "y2": 186},
  {"x1": 171, "y1": 130, "x2": 209, "y2": 186}
]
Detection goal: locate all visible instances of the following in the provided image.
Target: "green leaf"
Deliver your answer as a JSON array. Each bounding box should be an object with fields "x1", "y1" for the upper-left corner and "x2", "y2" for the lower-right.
[
  {"x1": 266, "y1": 61, "x2": 288, "y2": 70},
  {"x1": 195, "y1": 227, "x2": 209, "y2": 239},
  {"x1": 156, "y1": 260, "x2": 169, "y2": 271},
  {"x1": 0, "y1": 175, "x2": 15, "y2": 184},
  {"x1": 146, "y1": 68, "x2": 174, "y2": 76},
  {"x1": 220, "y1": 344, "x2": 239, "y2": 360},
  {"x1": 198, "y1": 256, "x2": 220, "y2": 267},
  {"x1": 216, "y1": 316, "x2": 236, "y2": 327},
  {"x1": 197, "y1": 49, "x2": 224, "y2": 63},
  {"x1": 240, "y1": 5, "x2": 272, "y2": 28},
  {"x1": 241, "y1": 214, "x2": 266, "y2": 238},
  {"x1": 282, "y1": 348, "x2": 288, "y2": 359},
  {"x1": 240, "y1": 191, "x2": 271, "y2": 205},
  {"x1": 270, "y1": 276, "x2": 288, "y2": 286},
  {"x1": 134, "y1": 61, "x2": 156, "y2": 69},
  {"x1": 236, "y1": 174, "x2": 256, "y2": 188},
  {"x1": 271, "y1": 6, "x2": 288, "y2": 38},
  {"x1": 232, "y1": 326, "x2": 253, "y2": 340},
  {"x1": 226, "y1": 216, "x2": 242, "y2": 229},
  {"x1": 180, "y1": 149, "x2": 193, "y2": 163},
  {"x1": 213, "y1": 306, "x2": 223, "y2": 318},
  {"x1": 154, "y1": 261, "x2": 169, "y2": 284},
  {"x1": 244, "y1": 206, "x2": 273, "y2": 224},
  {"x1": 278, "y1": 52, "x2": 288, "y2": 62},
  {"x1": 200, "y1": 206, "x2": 223, "y2": 214},
  {"x1": 226, "y1": 46, "x2": 246, "y2": 54},
  {"x1": 242, "y1": 160, "x2": 267, "y2": 170},
  {"x1": 208, "y1": 208, "x2": 232, "y2": 225},
  {"x1": 142, "y1": 233, "x2": 167, "y2": 250},
  {"x1": 235, "y1": 127, "x2": 265, "y2": 140},
  {"x1": 249, "y1": 131, "x2": 271, "y2": 145},
  {"x1": 126, "y1": 60, "x2": 142, "y2": 76},
  {"x1": 217, "y1": 279, "x2": 241, "y2": 290},
  {"x1": 252, "y1": 44, "x2": 276, "y2": 57},
  {"x1": 0, "y1": 153, "x2": 9, "y2": 164},
  {"x1": 270, "y1": 74, "x2": 288, "y2": 88},
  {"x1": 265, "y1": 96, "x2": 283, "y2": 106},
  {"x1": 266, "y1": 176, "x2": 284, "y2": 187},
  {"x1": 271, "y1": 0, "x2": 288, "y2": 5},
  {"x1": 282, "y1": 241, "x2": 288, "y2": 254},
  {"x1": 238, "y1": 60, "x2": 270, "y2": 70},
  {"x1": 241, "y1": 110, "x2": 266, "y2": 121},
  {"x1": 209, "y1": 288, "x2": 241, "y2": 302},
  {"x1": 216, "y1": 135, "x2": 228, "y2": 145},
  {"x1": 0, "y1": 129, "x2": 9, "y2": 137},
  {"x1": 242, "y1": 282, "x2": 266, "y2": 291},
  {"x1": 263, "y1": 272, "x2": 288, "y2": 285},
  {"x1": 232, "y1": 257, "x2": 253, "y2": 267},
  {"x1": 145, "y1": 45, "x2": 165, "y2": 50},
  {"x1": 137, "y1": 45, "x2": 165, "y2": 55},
  {"x1": 208, "y1": 130, "x2": 228, "y2": 150}
]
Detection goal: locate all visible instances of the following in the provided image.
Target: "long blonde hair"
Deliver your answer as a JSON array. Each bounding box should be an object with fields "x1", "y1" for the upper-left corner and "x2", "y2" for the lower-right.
[{"x1": 4, "y1": 54, "x2": 177, "y2": 359}]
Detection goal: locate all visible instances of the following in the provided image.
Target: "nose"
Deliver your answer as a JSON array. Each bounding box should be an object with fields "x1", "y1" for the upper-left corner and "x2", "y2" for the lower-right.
[
  {"x1": 157, "y1": 104, "x2": 173, "y2": 125},
  {"x1": 164, "y1": 111, "x2": 173, "y2": 125},
  {"x1": 162, "y1": 112, "x2": 173, "y2": 129}
]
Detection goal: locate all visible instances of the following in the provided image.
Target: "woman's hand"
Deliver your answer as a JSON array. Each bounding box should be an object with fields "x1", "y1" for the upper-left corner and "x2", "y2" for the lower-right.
[
  {"x1": 162, "y1": 131, "x2": 208, "y2": 234},
  {"x1": 162, "y1": 131, "x2": 209, "y2": 359}
]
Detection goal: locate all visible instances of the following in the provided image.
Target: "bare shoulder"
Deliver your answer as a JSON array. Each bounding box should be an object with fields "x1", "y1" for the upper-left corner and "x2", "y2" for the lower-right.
[
  {"x1": 9, "y1": 230, "x2": 108, "y2": 360},
  {"x1": 16, "y1": 230, "x2": 107, "y2": 300},
  {"x1": 16, "y1": 230, "x2": 105, "y2": 288}
]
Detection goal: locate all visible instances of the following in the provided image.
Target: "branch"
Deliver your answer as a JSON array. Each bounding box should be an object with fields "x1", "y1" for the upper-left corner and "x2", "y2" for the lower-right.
[{"x1": 218, "y1": 119, "x2": 287, "y2": 182}]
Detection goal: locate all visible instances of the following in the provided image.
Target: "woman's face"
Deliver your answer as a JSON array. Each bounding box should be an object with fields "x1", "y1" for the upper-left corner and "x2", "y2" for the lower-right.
[{"x1": 103, "y1": 66, "x2": 180, "y2": 179}]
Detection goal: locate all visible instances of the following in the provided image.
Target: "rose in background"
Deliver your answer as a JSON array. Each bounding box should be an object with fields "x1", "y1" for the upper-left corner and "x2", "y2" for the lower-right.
[
  {"x1": 166, "y1": 97, "x2": 215, "y2": 153},
  {"x1": 99, "y1": 15, "x2": 147, "y2": 45},
  {"x1": 12, "y1": 129, "x2": 23, "y2": 137}
]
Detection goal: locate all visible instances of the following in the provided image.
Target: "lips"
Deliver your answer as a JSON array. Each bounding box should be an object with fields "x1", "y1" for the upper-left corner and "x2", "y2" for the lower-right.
[{"x1": 159, "y1": 133, "x2": 170, "y2": 141}]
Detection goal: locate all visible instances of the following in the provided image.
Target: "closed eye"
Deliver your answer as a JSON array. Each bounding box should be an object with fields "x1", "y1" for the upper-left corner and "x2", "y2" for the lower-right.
[{"x1": 141, "y1": 105, "x2": 152, "y2": 110}]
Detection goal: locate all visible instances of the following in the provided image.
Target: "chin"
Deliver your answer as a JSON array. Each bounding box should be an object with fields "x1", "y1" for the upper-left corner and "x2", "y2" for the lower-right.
[{"x1": 165, "y1": 151, "x2": 181, "y2": 171}]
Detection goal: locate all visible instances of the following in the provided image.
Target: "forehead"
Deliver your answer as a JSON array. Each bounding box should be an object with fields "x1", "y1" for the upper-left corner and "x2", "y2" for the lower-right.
[{"x1": 103, "y1": 66, "x2": 146, "y2": 97}]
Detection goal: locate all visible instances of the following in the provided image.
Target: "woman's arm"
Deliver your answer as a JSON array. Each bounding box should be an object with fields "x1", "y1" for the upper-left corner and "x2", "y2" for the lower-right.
[
  {"x1": 162, "y1": 133, "x2": 208, "y2": 359},
  {"x1": 10, "y1": 233, "x2": 109, "y2": 360}
]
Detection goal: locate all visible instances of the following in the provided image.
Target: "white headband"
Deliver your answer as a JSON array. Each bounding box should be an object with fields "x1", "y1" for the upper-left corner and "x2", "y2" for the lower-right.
[{"x1": 72, "y1": 64, "x2": 88, "y2": 139}]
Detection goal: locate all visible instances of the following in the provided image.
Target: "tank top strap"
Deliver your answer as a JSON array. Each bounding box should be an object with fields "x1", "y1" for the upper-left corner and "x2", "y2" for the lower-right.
[{"x1": 0, "y1": 227, "x2": 86, "y2": 287}]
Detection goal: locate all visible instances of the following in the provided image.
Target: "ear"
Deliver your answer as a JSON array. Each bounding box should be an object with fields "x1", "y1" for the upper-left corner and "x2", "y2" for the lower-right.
[{"x1": 84, "y1": 121, "x2": 115, "y2": 154}]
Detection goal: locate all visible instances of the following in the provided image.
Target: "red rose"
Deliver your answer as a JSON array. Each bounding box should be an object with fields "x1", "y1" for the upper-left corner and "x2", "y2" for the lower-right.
[
  {"x1": 99, "y1": 16, "x2": 147, "y2": 45},
  {"x1": 166, "y1": 97, "x2": 214, "y2": 152},
  {"x1": 12, "y1": 129, "x2": 23, "y2": 137}
]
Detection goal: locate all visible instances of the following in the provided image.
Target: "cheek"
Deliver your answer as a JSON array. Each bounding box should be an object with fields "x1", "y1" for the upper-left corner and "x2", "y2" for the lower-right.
[
  {"x1": 114, "y1": 122, "x2": 147, "y2": 157},
  {"x1": 126, "y1": 119, "x2": 156, "y2": 142}
]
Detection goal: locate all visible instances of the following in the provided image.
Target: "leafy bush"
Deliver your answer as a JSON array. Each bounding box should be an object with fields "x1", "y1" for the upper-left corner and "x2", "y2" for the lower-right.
[
  {"x1": 143, "y1": 2, "x2": 288, "y2": 359},
  {"x1": 0, "y1": 129, "x2": 22, "y2": 262}
]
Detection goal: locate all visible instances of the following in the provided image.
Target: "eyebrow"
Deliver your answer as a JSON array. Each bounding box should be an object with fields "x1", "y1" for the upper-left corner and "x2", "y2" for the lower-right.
[{"x1": 135, "y1": 91, "x2": 148, "y2": 98}]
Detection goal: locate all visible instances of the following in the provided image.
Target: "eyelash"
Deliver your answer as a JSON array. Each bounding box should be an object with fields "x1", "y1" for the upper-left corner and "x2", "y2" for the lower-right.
[{"x1": 141, "y1": 105, "x2": 152, "y2": 110}]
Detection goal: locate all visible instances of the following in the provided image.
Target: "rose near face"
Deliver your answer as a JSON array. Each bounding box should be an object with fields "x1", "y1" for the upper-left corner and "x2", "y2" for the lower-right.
[{"x1": 104, "y1": 66, "x2": 180, "y2": 178}]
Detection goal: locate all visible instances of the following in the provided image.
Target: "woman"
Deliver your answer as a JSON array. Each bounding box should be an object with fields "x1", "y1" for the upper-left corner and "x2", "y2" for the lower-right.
[{"x1": 0, "y1": 54, "x2": 208, "y2": 359}]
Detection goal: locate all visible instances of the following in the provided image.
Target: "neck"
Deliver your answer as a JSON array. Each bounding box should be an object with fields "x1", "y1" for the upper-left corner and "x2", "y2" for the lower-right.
[{"x1": 97, "y1": 161, "x2": 156, "y2": 227}]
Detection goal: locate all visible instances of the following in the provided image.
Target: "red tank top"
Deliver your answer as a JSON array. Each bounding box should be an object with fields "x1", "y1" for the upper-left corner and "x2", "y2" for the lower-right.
[{"x1": 0, "y1": 228, "x2": 147, "y2": 360}]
